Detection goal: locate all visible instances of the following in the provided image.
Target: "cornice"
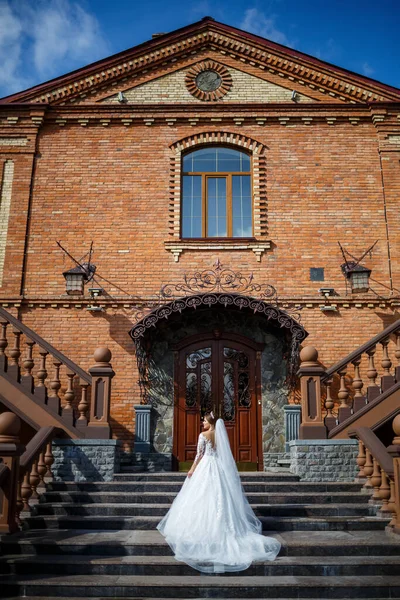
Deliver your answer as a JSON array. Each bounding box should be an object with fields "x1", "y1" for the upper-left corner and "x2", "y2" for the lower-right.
[
  {"x1": 1, "y1": 19, "x2": 398, "y2": 107},
  {"x1": 0, "y1": 297, "x2": 397, "y2": 311}
]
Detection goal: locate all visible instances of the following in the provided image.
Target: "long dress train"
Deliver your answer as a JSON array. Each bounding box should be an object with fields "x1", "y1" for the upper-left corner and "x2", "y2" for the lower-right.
[{"x1": 157, "y1": 419, "x2": 281, "y2": 573}]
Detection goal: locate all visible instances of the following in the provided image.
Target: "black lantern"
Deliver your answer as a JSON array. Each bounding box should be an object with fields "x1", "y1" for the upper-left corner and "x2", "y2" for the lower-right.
[
  {"x1": 63, "y1": 263, "x2": 96, "y2": 295},
  {"x1": 341, "y1": 261, "x2": 371, "y2": 293}
]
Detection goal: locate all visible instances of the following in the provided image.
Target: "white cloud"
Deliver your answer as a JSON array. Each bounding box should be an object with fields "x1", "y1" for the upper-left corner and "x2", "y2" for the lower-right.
[
  {"x1": 362, "y1": 62, "x2": 375, "y2": 77},
  {"x1": 240, "y1": 8, "x2": 292, "y2": 47},
  {"x1": 0, "y1": 0, "x2": 109, "y2": 98}
]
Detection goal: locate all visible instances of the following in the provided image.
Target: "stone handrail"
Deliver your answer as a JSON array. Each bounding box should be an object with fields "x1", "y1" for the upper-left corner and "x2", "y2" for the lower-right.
[
  {"x1": 298, "y1": 320, "x2": 400, "y2": 439},
  {"x1": 0, "y1": 306, "x2": 90, "y2": 383},
  {"x1": 324, "y1": 318, "x2": 400, "y2": 382},
  {"x1": 17, "y1": 425, "x2": 61, "y2": 520},
  {"x1": 0, "y1": 307, "x2": 114, "y2": 439},
  {"x1": 350, "y1": 419, "x2": 400, "y2": 534}
]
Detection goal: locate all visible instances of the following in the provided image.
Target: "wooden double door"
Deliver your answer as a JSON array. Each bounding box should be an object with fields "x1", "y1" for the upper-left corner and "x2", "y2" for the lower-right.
[{"x1": 173, "y1": 332, "x2": 263, "y2": 471}]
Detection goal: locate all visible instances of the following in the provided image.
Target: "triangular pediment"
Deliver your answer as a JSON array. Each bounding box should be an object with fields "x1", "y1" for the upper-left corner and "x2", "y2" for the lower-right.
[
  {"x1": 99, "y1": 60, "x2": 317, "y2": 105},
  {"x1": 1, "y1": 17, "x2": 399, "y2": 105}
]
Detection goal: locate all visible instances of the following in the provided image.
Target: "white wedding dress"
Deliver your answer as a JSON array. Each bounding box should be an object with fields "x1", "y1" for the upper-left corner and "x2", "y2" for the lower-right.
[{"x1": 157, "y1": 419, "x2": 281, "y2": 573}]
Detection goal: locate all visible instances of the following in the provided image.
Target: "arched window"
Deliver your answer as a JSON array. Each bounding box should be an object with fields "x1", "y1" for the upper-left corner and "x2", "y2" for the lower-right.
[{"x1": 182, "y1": 147, "x2": 252, "y2": 238}]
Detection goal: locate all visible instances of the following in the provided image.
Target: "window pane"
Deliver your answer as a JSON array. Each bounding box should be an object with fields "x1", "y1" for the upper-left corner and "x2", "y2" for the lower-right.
[
  {"x1": 182, "y1": 175, "x2": 202, "y2": 238},
  {"x1": 207, "y1": 177, "x2": 227, "y2": 237},
  {"x1": 232, "y1": 175, "x2": 252, "y2": 237},
  {"x1": 183, "y1": 147, "x2": 250, "y2": 173}
]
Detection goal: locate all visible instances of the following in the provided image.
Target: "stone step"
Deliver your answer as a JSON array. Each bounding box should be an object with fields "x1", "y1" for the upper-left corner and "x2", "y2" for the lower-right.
[
  {"x1": 2, "y1": 530, "x2": 399, "y2": 557},
  {"x1": 115, "y1": 472, "x2": 299, "y2": 481},
  {"x1": 1, "y1": 573, "x2": 400, "y2": 598},
  {"x1": 1, "y1": 554, "x2": 399, "y2": 577},
  {"x1": 22, "y1": 514, "x2": 389, "y2": 531},
  {"x1": 39, "y1": 491, "x2": 373, "y2": 504},
  {"x1": 2, "y1": 597, "x2": 395, "y2": 600},
  {"x1": 32, "y1": 502, "x2": 377, "y2": 518},
  {"x1": 47, "y1": 481, "x2": 362, "y2": 493}
]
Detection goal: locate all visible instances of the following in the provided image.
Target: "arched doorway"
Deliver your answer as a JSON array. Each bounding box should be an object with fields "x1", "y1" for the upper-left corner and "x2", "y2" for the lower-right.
[{"x1": 174, "y1": 331, "x2": 263, "y2": 471}]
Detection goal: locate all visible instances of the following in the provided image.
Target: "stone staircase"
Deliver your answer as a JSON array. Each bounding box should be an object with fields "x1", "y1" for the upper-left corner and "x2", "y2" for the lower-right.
[{"x1": 1, "y1": 471, "x2": 400, "y2": 599}]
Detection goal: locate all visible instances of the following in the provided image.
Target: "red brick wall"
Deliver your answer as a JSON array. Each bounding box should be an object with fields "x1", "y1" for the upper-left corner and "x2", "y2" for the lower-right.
[{"x1": 1, "y1": 115, "x2": 399, "y2": 447}]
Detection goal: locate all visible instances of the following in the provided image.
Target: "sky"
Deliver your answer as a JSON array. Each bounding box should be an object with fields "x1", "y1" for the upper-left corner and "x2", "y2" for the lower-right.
[{"x1": 0, "y1": 0, "x2": 399, "y2": 99}]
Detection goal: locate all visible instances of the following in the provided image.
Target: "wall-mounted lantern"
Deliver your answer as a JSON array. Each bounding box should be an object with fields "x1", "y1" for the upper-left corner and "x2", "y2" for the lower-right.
[
  {"x1": 341, "y1": 261, "x2": 371, "y2": 293},
  {"x1": 63, "y1": 263, "x2": 96, "y2": 295}
]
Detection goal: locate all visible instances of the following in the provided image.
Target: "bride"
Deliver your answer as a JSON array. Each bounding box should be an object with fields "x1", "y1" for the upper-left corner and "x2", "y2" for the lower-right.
[{"x1": 157, "y1": 412, "x2": 281, "y2": 573}]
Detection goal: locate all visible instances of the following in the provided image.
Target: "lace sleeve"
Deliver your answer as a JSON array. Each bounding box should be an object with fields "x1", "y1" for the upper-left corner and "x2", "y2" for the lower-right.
[{"x1": 192, "y1": 433, "x2": 206, "y2": 468}]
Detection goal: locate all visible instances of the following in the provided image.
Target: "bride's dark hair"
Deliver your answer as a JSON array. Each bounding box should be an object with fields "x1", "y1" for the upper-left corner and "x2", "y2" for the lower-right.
[{"x1": 204, "y1": 412, "x2": 216, "y2": 426}]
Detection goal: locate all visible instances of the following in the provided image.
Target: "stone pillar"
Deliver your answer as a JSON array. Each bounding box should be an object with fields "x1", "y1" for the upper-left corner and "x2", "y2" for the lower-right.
[
  {"x1": 387, "y1": 413, "x2": 400, "y2": 535},
  {"x1": 284, "y1": 404, "x2": 301, "y2": 452},
  {"x1": 87, "y1": 347, "x2": 115, "y2": 439},
  {"x1": 134, "y1": 405, "x2": 152, "y2": 453},
  {"x1": 298, "y1": 346, "x2": 327, "y2": 440},
  {"x1": 0, "y1": 412, "x2": 25, "y2": 533}
]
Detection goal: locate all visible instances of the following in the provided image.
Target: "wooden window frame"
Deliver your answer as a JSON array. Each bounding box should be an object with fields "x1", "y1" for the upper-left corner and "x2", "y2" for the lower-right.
[{"x1": 182, "y1": 147, "x2": 253, "y2": 240}]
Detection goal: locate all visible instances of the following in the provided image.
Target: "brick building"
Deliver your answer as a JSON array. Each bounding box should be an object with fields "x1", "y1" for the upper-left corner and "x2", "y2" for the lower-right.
[{"x1": 0, "y1": 17, "x2": 400, "y2": 470}]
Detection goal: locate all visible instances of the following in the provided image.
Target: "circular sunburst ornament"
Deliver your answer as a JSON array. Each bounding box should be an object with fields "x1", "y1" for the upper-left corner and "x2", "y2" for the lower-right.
[{"x1": 185, "y1": 61, "x2": 232, "y2": 101}]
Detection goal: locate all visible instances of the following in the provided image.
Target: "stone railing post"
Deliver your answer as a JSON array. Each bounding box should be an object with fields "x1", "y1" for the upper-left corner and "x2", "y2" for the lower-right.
[
  {"x1": 87, "y1": 347, "x2": 115, "y2": 439},
  {"x1": 298, "y1": 346, "x2": 327, "y2": 439},
  {"x1": 0, "y1": 412, "x2": 25, "y2": 534},
  {"x1": 134, "y1": 405, "x2": 152, "y2": 453},
  {"x1": 387, "y1": 413, "x2": 400, "y2": 534},
  {"x1": 284, "y1": 404, "x2": 301, "y2": 451}
]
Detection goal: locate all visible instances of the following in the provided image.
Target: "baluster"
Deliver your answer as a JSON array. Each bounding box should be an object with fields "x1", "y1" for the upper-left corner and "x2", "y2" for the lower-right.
[
  {"x1": 36, "y1": 347, "x2": 49, "y2": 403},
  {"x1": 44, "y1": 441, "x2": 54, "y2": 481},
  {"x1": 8, "y1": 327, "x2": 22, "y2": 380},
  {"x1": 20, "y1": 471, "x2": 32, "y2": 513},
  {"x1": 21, "y1": 337, "x2": 36, "y2": 393},
  {"x1": 370, "y1": 458, "x2": 382, "y2": 504},
  {"x1": 352, "y1": 357, "x2": 366, "y2": 412},
  {"x1": 363, "y1": 449, "x2": 374, "y2": 491},
  {"x1": 387, "y1": 479, "x2": 397, "y2": 527},
  {"x1": 324, "y1": 378, "x2": 336, "y2": 432},
  {"x1": 62, "y1": 369, "x2": 76, "y2": 427},
  {"x1": 337, "y1": 367, "x2": 351, "y2": 422},
  {"x1": 37, "y1": 450, "x2": 47, "y2": 490},
  {"x1": 76, "y1": 379, "x2": 90, "y2": 431},
  {"x1": 48, "y1": 358, "x2": 62, "y2": 413},
  {"x1": 366, "y1": 347, "x2": 380, "y2": 402},
  {"x1": 356, "y1": 440, "x2": 366, "y2": 479},
  {"x1": 379, "y1": 470, "x2": 391, "y2": 515},
  {"x1": 380, "y1": 338, "x2": 394, "y2": 391},
  {"x1": 395, "y1": 330, "x2": 400, "y2": 382},
  {"x1": 29, "y1": 460, "x2": 40, "y2": 503},
  {"x1": 0, "y1": 318, "x2": 8, "y2": 371}
]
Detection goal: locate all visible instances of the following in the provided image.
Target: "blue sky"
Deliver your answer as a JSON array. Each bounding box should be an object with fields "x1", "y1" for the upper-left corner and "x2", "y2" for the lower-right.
[{"x1": 0, "y1": 0, "x2": 399, "y2": 99}]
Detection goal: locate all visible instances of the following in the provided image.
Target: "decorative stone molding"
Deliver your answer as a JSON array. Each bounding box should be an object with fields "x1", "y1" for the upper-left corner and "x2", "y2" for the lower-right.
[
  {"x1": 0, "y1": 137, "x2": 27, "y2": 146},
  {"x1": 164, "y1": 240, "x2": 271, "y2": 262},
  {"x1": 0, "y1": 160, "x2": 14, "y2": 285},
  {"x1": 185, "y1": 60, "x2": 232, "y2": 101},
  {"x1": 168, "y1": 131, "x2": 268, "y2": 243}
]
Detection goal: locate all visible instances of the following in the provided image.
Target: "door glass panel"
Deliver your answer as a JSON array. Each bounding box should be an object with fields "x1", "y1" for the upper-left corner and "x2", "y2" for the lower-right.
[
  {"x1": 232, "y1": 175, "x2": 252, "y2": 237},
  {"x1": 185, "y1": 347, "x2": 212, "y2": 410},
  {"x1": 223, "y1": 361, "x2": 235, "y2": 421},
  {"x1": 224, "y1": 347, "x2": 251, "y2": 410},
  {"x1": 207, "y1": 177, "x2": 227, "y2": 237}
]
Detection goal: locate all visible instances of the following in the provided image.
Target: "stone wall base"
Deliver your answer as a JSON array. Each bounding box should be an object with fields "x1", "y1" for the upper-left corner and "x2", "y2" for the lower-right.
[
  {"x1": 289, "y1": 439, "x2": 358, "y2": 481},
  {"x1": 263, "y1": 452, "x2": 290, "y2": 472},
  {"x1": 52, "y1": 439, "x2": 121, "y2": 482}
]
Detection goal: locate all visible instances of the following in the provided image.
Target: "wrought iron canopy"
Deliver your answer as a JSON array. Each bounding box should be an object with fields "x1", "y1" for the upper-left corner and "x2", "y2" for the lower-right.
[
  {"x1": 129, "y1": 262, "x2": 307, "y2": 343},
  {"x1": 129, "y1": 292, "x2": 307, "y2": 342}
]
